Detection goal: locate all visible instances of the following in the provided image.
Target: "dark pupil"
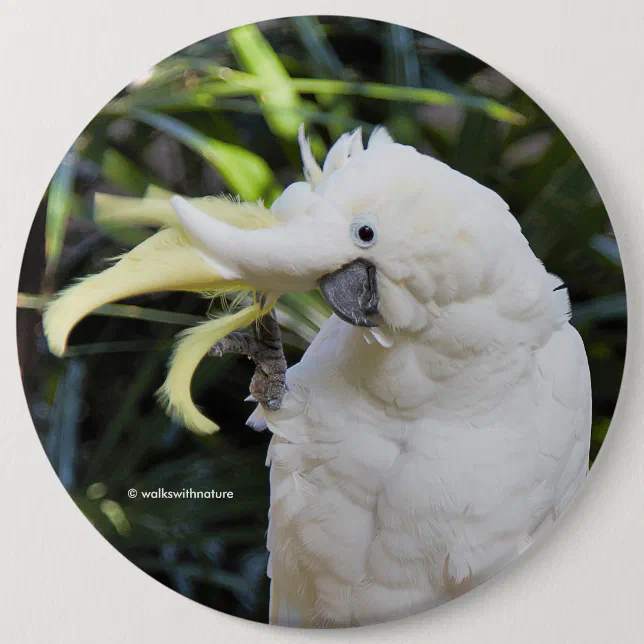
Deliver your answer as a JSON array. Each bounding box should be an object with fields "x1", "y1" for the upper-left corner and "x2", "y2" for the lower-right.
[{"x1": 358, "y1": 225, "x2": 374, "y2": 242}]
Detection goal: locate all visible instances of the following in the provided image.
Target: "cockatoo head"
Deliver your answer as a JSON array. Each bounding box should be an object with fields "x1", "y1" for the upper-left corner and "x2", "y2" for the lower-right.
[
  {"x1": 44, "y1": 124, "x2": 561, "y2": 434},
  {"x1": 172, "y1": 125, "x2": 521, "y2": 333}
]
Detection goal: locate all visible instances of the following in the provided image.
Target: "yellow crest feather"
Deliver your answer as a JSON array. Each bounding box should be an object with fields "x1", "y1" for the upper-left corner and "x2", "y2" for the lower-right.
[
  {"x1": 44, "y1": 191, "x2": 282, "y2": 434},
  {"x1": 94, "y1": 193, "x2": 280, "y2": 230},
  {"x1": 43, "y1": 227, "x2": 238, "y2": 356},
  {"x1": 44, "y1": 197, "x2": 279, "y2": 357},
  {"x1": 156, "y1": 299, "x2": 275, "y2": 435}
]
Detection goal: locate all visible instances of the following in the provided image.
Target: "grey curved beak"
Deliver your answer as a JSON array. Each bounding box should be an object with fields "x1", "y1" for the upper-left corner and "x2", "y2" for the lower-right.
[{"x1": 319, "y1": 259, "x2": 379, "y2": 327}]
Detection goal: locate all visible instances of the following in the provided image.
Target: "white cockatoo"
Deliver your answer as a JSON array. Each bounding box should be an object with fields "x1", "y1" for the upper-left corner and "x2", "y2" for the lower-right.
[{"x1": 44, "y1": 125, "x2": 591, "y2": 628}]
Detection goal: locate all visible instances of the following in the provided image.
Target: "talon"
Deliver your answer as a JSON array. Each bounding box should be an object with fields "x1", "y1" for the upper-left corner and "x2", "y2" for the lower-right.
[{"x1": 209, "y1": 310, "x2": 287, "y2": 411}]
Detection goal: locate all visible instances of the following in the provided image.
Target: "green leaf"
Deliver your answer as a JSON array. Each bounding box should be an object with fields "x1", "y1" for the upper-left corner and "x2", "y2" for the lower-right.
[
  {"x1": 284, "y1": 79, "x2": 525, "y2": 124},
  {"x1": 83, "y1": 331, "x2": 174, "y2": 485},
  {"x1": 47, "y1": 359, "x2": 85, "y2": 488},
  {"x1": 62, "y1": 340, "x2": 165, "y2": 357},
  {"x1": 572, "y1": 294, "x2": 627, "y2": 325},
  {"x1": 279, "y1": 330, "x2": 309, "y2": 351},
  {"x1": 292, "y1": 17, "x2": 357, "y2": 138},
  {"x1": 520, "y1": 155, "x2": 598, "y2": 260},
  {"x1": 387, "y1": 24, "x2": 421, "y2": 89},
  {"x1": 590, "y1": 234, "x2": 622, "y2": 267},
  {"x1": 17, "y1": 292, "x2": 206, "y2": 326},
  {"x1": 274, "y1": 303, "x2": 318, "y2": 344},
  {"x1": 293, "y1": 17, "x2": 346, "y2": 79},
  {"x1": 591, "y1": 417, "x2": 611, "y2": 443},
  {"x1": 101, "y1": 148, "x2": 150, "y2": 196},
  {"x1": 382, "y1": 25, "x2": 427, "y2": 146},
  {"x1": 279, "y1": 291, "x2": 331, "y2": 330},
  {"x1": 228, "y1": 24, "x2": 308, "y2": 142},
  {"x1": 45, "y1": 147, "x2": 78, "y2": 284},
  {"x1": 129, "y1": 108, "x2": 281, "y2": 202},
  {"x1": 105, "y1": 70, "x2": 525, "y2": 125},
  {"x1": 516, "y1": 134, "x2": 574, "y2": 203},
  {"x1": 449, "y1": 112, "x2": 504, "y2": 183}
]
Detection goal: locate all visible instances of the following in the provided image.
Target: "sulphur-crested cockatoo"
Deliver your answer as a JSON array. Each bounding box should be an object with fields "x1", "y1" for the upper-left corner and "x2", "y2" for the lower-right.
[{"x1": 44, "y1": 125, "x2": 591, "y2": 629}]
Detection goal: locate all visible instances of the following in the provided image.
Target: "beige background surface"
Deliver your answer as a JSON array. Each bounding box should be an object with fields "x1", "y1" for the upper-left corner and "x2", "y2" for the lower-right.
[{"x1": 1, "y1": 1, "x2": 643, "y2": 641}]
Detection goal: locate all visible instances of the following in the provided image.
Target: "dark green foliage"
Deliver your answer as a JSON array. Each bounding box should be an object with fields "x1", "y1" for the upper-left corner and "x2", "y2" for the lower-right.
[{"x1": 17, "y1": 16, "x2": 625, "y2": 623}]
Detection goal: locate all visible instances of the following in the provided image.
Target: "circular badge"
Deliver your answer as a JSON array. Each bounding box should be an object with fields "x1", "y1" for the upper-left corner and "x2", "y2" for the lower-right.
[{"x1": 16, "y1": 16, "x2": 625, "y2": 628}]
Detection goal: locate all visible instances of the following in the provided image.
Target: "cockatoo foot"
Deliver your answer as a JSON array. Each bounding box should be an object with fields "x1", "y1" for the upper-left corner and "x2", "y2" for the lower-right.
[{"x1": 210, "y1": 311, "x2": 287, "y2": 410}]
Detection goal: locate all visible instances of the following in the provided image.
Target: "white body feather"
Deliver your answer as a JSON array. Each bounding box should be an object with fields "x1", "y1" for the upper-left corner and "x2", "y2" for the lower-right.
[
  {"x1": 259, "y1": 293, "x2": 589, "y2": 627},
  {"x1": 257, "y1": 134, "x2": 590, "y2": 625}
]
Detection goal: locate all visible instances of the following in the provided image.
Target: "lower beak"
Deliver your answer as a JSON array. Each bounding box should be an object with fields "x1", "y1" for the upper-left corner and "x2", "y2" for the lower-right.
[{"x1": 319, "y1": 259, "x2": 380, "y2": 327}]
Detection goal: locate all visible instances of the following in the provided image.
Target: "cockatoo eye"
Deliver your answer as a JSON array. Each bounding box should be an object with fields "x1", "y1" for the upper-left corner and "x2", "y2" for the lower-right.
[
  {"x1": 350, "y1": 216, "x2": 378, "y2": 248},
  {"x1": 358, "y1": 226, "x2": 374, "y2": 242}
]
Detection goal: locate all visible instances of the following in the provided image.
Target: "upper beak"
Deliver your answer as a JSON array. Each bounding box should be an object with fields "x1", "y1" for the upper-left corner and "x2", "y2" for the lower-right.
[
  {"x1": 319, "y1": 259, "x2": 380, "y2": 327},
  {"x1": 171, "y1": 195, "x2": 355, "y2": 293}
]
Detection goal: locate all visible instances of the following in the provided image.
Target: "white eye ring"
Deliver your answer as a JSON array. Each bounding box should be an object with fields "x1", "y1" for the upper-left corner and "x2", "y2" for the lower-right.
[{"x1": 350, "y1": 215, "x2": 378, "y2": 248}]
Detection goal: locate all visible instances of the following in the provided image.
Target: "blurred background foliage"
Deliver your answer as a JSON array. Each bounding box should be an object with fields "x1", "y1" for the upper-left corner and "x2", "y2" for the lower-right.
[{"x1": 17, "y1": 16, "x2": 625, "y2": 624}]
